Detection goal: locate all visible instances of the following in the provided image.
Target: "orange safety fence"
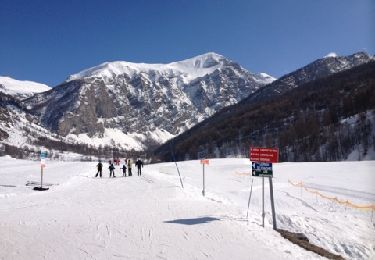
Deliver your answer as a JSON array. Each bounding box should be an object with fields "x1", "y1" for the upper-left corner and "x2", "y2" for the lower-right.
[{"x1": 288, "y1": 180, "x2": 375, "y2": 211}]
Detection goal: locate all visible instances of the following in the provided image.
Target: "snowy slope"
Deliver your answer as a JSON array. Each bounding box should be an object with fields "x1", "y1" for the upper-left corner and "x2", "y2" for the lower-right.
[
  {"x1": 151, "y1": 159, "x2": 375, "y2": 259},
  {"x1": 0, "y1": 76, "x2": 50, "y2": 99},
  {"x1": 0, "y1": 157, "x2": 373, "y2": 259}
]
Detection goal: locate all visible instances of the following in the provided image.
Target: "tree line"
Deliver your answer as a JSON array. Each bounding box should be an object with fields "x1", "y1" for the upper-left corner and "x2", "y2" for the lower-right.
[{"x1": 155, "y1": 61, "x2": 375, "y2": 162}]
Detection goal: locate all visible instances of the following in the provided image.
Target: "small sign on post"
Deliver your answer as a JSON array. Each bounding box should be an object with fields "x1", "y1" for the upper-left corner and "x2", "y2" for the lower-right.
[
  {"x1": 200, "y1": 159, "x2": 209, "y2": 165},
  {"x1": 34, "y1": 150, "x2": 49, "y2": 191},
  {"x1": 200, "y1": 159, "x2": 209, "y2": 196}
]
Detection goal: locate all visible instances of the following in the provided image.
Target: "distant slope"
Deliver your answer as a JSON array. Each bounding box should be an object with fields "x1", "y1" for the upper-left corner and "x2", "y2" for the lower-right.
[
  {"x1": 0, "y1": 76, "x2": 50, "y2": 99},
  {"x1": 155, "y1": 61, "x2": 375, "y2": 161}
]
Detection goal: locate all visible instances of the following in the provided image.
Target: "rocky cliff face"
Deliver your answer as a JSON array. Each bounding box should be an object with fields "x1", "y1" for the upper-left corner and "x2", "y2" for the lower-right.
[{"x1": 24, "y1": 52, "x2": 274, "y2": 150}]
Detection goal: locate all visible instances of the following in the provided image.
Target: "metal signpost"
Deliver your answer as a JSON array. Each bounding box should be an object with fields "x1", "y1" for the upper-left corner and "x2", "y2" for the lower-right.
[
  {"x1": 249, "y1": 147, "x2": 278, "y2": 230},
  {"x1": 34, "y1": 150, "x2": 49, "y2": 191},
  {"x1": 200, "y1": 159, "x2": 209, "y2": 196}
]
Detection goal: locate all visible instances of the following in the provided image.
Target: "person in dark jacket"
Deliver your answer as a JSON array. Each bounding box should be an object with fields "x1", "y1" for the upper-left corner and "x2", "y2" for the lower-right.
[
  {"x1": 109, "y1": 161, "x2": 116, "y2": 178},
  {"x1": 135, "y1": 158, "x2": 143, "y2": 176},
  {"x1": 121, "y1": 163, "x2": 127, "y2": 177},
  {"x1": 95, "y1": 161, "x2": 103, "y2": 178}
]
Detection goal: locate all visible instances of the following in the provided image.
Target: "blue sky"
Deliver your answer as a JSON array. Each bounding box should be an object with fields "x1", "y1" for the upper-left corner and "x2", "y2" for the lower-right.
[{"x1": 0, "y1": 0, "x2": 373, "y2": 86}]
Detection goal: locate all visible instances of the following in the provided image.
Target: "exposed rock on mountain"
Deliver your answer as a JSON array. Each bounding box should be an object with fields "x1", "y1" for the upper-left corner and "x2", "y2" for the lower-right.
[{"x1": 24, "y1": 52, "x2": 274, "y2": 150}]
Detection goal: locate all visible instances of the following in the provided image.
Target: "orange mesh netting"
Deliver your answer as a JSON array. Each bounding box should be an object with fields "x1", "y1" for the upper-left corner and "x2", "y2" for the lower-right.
[{"x1": 288, "y1": 180, "x2": 375, "y2": 211}]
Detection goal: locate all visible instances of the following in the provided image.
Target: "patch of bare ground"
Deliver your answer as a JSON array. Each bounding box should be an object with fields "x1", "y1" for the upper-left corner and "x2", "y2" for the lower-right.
[{"x1": 277, "y1": 229, "x2": 345, "y2": 260}]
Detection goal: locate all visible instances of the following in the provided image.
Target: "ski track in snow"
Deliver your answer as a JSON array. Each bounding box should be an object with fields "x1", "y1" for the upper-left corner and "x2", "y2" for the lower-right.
[{"x1": 0, "y1": 157, "x2": 374, "y2": 259}]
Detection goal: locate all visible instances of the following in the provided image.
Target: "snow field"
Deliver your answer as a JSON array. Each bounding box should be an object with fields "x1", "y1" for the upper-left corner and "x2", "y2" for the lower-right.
[
  {"x1": 0, "y1": 157, "x2": 374, "y2": 259},
  {"x1": 152, "y1": 159, "x2": 375, "y2": 259}
]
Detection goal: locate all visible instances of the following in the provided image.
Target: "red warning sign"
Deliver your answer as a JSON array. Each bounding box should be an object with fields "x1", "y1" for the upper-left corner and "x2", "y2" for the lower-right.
[
  {"x1": 250, "y1": 147, "x2": 279, "y2": 163},
  {"x1": 200, "y1": 159, "x2": 209, "y2": 165}
]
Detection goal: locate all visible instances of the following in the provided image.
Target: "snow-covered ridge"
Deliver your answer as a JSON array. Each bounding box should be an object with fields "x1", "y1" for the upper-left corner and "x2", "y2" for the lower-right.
[
  {"x1": 323, "y1": 51, "x2": 375, "y2": 61},
  {"x1": 67, "y1": 52, "x2": 266, "y2": 83},
  {"x1": 0, "y1": 76, "x2": 50, "y2": 98}
]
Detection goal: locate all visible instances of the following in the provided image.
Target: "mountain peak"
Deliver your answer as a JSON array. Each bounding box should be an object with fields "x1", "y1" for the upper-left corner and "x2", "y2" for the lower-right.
[
  {"x1": 172, "y1": 52, "x2": 226, "y2": 69},
  {"x1": 323, "y1": 52, "x2": 338, "y2": 58},
  {"x1": 67, "y1": 52, "x2": 230, "y2": 82}
]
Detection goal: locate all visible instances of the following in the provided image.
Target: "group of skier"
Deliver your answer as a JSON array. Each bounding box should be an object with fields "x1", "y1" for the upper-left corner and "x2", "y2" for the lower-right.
[{"x1": 95, "y1": 158, "x2": 144, "y2": 178}]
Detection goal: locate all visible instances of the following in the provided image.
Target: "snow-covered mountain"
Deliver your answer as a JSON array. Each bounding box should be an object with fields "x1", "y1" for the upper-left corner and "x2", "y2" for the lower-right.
[
  {"x1": 24, "y1": 52, "x2": 274, "y2": 150},
  {"x1": 245, "y1": 51, "x2": 374, "y2": 103},
  {"x1": 3, "y1": 51, "x2": 372, "y2": 154},
  {"x1": 0, "y1": 76, "x2": 50, "y2": 99},
  {"x1": 155, "y1": 57, "x2": 375, "y2": 162}
]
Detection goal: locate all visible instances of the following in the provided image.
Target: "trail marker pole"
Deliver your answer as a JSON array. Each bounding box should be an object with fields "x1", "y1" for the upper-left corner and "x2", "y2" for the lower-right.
[
  {"x1": 34, "y1": 151, "x2": 49, "y2": 191},
  {"x1": 246, "y1": 178, "x2": 254, "y2": 223},
  {"x1": 200, "y1": 159, "x2": 209, "y2": 196},
  {"x1": 202, "y1": 163, "x2": 205, "y2": 196},
  {"x1": 170, "y1": 144, "x2": 184, "y2": 189},
  {"x1": 262, "y1": 176, "x2": 265, "y2": 227},
  {"x1": 174, "y1": 161, "x2": 184, "y2": 189},
  {"x1": 41, "y1": 165, "x2": 43, "y2": 189}
]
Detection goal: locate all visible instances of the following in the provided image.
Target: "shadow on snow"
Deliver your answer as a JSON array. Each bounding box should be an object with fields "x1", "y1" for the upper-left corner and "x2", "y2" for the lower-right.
[{"x1": 164, "y1": 216, "x2": 221, "y2": 225}]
